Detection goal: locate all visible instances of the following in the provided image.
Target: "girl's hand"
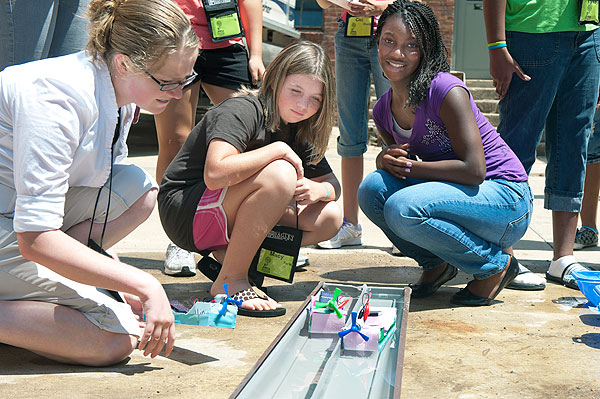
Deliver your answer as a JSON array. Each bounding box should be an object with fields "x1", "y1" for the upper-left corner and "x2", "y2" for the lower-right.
[
  {"x1": 248, "y1": 55, "x2": 265, "y2": 86},
  {"x1": 489, "y1": 47, "x2": 530, "y2": 99},
  {"x1": 294, "y1": 178, "x2": 326, "y2": 205},
  {"x1": 378, "y1": 144, "x2": 413, "y2": 178},
  {"x1": 272, "y1": 141, "x2": 304, "y2": 179},
  {"x1": 137, "y1": 280, "x2": 176, "y2": 359},
  {"x1": 122, "y1": 292, "x2": 146, "y2": 327},
  {"x1": 348, "y1": 0, "x2": 388, "y2": 17}
]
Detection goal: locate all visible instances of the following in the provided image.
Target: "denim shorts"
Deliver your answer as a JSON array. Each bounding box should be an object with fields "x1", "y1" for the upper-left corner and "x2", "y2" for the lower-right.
[
  {"x1": 589, "y1": 108, "x2": 600, "y2": 164},
  {"x1": 498, "y1": 29, "x2": 600, "y2": 212},
  {"x1": 334, "y1": 21, "x2": 390, "y2": 158},
  {"x1": 0, "y1": 0, "x2": 90, "y2": 71}
]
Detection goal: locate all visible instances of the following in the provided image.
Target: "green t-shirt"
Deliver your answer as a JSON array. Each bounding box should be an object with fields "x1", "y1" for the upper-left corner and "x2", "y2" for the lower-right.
[{"x1": 506, "y1": 0, "x2": 598, "y2": 32}]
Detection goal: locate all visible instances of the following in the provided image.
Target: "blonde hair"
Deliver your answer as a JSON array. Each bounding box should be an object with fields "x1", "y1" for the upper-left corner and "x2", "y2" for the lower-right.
[
  {"x1": 86, "y1": 0, "x2": 199, "y2": 72},
  {"x1": 239, "y1": 41, "x2": 335, "y2": 163}
]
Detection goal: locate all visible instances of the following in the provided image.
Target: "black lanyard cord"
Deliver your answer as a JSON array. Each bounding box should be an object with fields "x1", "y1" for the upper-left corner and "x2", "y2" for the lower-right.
[{"x1": 87, "y1": 109, "x2": 121, "y2": 249}]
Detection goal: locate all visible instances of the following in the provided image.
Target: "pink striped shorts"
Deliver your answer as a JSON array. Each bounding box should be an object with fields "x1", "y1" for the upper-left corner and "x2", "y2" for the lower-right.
[{"x1": 192, "y1": 187, "x2": 230, "y2": 252}]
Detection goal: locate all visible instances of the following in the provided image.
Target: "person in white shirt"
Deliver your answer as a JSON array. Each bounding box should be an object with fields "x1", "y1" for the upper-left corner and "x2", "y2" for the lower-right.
[{"x1": 0, "y1": 0, "x2": 198, "y2": 366}]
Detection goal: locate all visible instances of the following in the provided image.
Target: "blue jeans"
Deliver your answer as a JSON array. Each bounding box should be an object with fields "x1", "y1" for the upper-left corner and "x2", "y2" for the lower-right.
[
  {"x1": 334, "y1": 22, "x2": 390, "y2": 158},
  {"x1": 0, "y1": 0, "x2": 90, "y2": 71},
  {"x1": 499, "y1": 30, "x2": 600, "y2": 212},
  {"x1": 358, "y1": 170, "x2": 533, "y2": 279}
]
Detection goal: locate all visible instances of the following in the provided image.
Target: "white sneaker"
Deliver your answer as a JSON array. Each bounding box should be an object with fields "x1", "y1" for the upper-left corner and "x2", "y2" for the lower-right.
[
  {"x1": 296, "y1": 254, "x2": 310, "y2": 268},
  {"x1": 164, "y1": 242, "x2": 196, "y2": 277},
  {"x1": 317, "y1": 221, "x2": 362, "y2": 249},
  {"x1": 506, "y1": 263, "x2": 546, "y2": 291}
]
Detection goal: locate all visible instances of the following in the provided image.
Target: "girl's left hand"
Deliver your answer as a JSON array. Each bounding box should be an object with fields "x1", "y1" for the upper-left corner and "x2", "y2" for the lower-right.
[{"x1": 294, "y1": 178, "x2": 324, "y2": 205}]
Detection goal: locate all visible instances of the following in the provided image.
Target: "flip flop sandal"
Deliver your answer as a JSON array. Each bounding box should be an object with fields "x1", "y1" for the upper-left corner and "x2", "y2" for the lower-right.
[
  {"x1": 231, "y1": 287, "x2": 286, "y2": 318},
  {"x1": 506, "y1": 269, "x2": 546, "y2": 291},
  {"x1": 197, "y1": 256, "x2": 266, "y2": 293},
  {"x1": 546, "y1": 262, "x2": 589, "y2": 290}
]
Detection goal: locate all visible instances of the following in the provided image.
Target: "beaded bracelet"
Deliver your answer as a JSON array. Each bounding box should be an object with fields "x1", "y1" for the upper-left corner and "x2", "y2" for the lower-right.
[
  {"x1": 324, "y1": 184, "x2": 330, "y2": 201},
  {"x1": 488, "y1": 40, "x2": 507, "y2": 50}
]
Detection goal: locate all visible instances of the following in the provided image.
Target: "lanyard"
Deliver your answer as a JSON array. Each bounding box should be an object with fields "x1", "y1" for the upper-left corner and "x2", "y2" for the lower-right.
[{"x1": 87, "y1": 109, "x2": 122, "y2": 302}]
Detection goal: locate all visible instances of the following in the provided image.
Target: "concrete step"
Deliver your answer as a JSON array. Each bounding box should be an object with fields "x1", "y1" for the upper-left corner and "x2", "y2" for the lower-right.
[
  {"x1": 470, "y1": 86, "x2": 497, "y2": 100},
  {"x1": 475, "y1": 98, "x2": 499, "y2": 113},
  {"x1": 466, "y1": 79, "x2": 494, "y2": 88}
]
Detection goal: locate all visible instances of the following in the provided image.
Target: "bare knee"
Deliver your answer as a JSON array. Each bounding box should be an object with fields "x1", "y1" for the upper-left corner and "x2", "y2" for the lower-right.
[
  {"x1": 81, "y1": 334, "x2": 137, "y2": 367},
  {"x1": 128, "y1": 188, "x2": 157, "y2": 226},
  {"x1": 315, "y1": 201, "x2": 343, "y2": 241},
  {"x1": 257, "y1": 160, "x2": 298, "y2": 199}
]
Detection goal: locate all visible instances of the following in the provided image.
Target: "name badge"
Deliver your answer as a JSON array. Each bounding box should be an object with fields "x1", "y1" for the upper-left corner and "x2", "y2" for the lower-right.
[
  {"x1": 202, "y1": 0, "x2": 244, "y2": 42},
  {"x1": 345, "y1": 15, "x2": 374, "y2": 37},
  {"x1": 579, "y1": 0, "x2": 599, "y2": 25},
  {"x1": 250, "y1": 224, "x2": 303, "y2": 283}
]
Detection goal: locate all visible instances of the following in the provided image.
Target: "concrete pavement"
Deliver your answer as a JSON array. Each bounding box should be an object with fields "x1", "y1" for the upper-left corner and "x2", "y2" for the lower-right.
[{"x1": 1, "y1": 126, "x2": 599, "y2": 399}]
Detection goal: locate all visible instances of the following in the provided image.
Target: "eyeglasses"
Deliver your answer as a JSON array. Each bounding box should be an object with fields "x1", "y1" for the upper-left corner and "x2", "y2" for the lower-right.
[{"x1": 144, "y1": 69, "x2": 198, "y2": 91}]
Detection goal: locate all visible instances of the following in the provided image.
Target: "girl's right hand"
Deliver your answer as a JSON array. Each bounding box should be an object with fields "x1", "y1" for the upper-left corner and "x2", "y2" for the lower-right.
[
  {"x1": 137, "y1": 279, "x2": 175, "y2": 359},
  {"x1": 272, "y1": 141, "x2": 304, "y2": 179},
  {"x1": 248, "y1": 55, "x2": 265, "y2": 86}
]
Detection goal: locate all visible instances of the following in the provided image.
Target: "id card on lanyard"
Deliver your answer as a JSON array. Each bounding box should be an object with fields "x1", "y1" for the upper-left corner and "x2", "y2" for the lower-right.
[
  {"x1": 345, "y1": 14, "x2": 375, "y2": 37},
  {"x1": 202, "y1": 0, "x2": 244, "y2": 42},
  {"x1": 579, "y1": 0, "x2": 600, "y2": 24}
]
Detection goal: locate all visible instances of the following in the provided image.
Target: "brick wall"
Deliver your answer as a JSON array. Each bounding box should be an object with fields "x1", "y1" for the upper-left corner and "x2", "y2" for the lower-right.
[
  {"x1": 427, "y1": 0, "x2": 455, "y2": 65},
  {"x1": 300, "y1": 1, "x2": 456, "y2": 68}
]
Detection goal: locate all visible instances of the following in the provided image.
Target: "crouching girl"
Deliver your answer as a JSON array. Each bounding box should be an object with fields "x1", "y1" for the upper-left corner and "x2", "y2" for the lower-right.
[
  {"x1": 158, "y1": 41, "x2": 342, "y2": 316},
  {"x1": 358, "y1": 0, "x2": 533, "y2": 306}
]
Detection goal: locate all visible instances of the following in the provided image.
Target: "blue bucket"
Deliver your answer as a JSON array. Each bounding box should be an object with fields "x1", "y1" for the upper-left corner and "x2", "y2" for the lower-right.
[{"x1": 571, "y1": 270, "x2": 600, "y2": 307}]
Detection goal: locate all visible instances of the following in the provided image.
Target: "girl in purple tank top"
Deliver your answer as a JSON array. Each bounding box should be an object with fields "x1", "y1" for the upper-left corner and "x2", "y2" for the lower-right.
[{"x1": 358, "y1": 0, "x2": 533, "y2": 306}]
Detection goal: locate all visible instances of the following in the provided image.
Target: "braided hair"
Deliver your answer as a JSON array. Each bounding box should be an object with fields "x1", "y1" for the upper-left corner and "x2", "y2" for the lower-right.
[{"x1": 377, "y1": 0, "x2": 450, "y2": 109}]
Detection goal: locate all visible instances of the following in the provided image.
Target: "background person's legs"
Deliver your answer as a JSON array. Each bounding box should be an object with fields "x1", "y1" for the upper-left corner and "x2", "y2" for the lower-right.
[
  {"x1": 575, "y1": 118, "x2": 600, "y2": 249},
  {"x1": 543, "y1": 30, "x2": 600, "y2": 285},
  {"x1": 154, "y1": 82, "x2": 201, "y2": 182},
  {"x1": 575, "y1": 162, "x2": 600, "y2": 249},
  {"x1": 318, "y1": 30, "x2": 374, "y2": 249},
  {"x1": 341, "y1": 156, "x2": 363, "y2": 226},
  {"x1": 47, "y1": 0, "x2": 90, "y2": 57},
  {"x1": 0, "y1": 0, "x2": 89, "y2": 71},
  {"x1": 154, "y1": 83, "x2": 201, "y2": 276}
]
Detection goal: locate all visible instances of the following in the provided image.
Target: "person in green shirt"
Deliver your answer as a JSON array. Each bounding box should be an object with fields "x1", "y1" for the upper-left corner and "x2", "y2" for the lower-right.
[{"x1": 483, "y1": 0, "x2": 600, "y2": 290}]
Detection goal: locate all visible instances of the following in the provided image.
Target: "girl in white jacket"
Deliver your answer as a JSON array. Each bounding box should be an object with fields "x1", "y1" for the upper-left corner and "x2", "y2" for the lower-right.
[{"x1": 0, "y1": 0, "x2": 198, "y2": 365}]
